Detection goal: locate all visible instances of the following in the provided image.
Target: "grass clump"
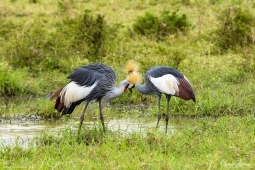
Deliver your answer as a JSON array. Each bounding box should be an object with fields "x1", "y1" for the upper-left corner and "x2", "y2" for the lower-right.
[
  {"x1": 213, "y1": 7, "x2": 255, "y2": 51},
  {"x1": 5, "y1": 27, "x2": 53, "y2": 72},
  {"x1": 0, "y1": 97, "x2": 61, "y2": 118},
  {"x1": 29, "y1": 0, "x2": 39, "y2": 3},
  {"x1": 58, "y1": 0, "x2": 73, "y2": 12},
  {"x1": 59, "y1": 10, "x2": 120, "y2": 61},
  {"x1": 0, "y1": 20, "x2": 19, "y2": 41},
  {"x1": 237, "y1": 47, "x2": 255, "y2": 73},
  {"x1": 0, "y1": 62, "x2": 28, "y2": 96},
  {"x1": 132, "y1": 10, "x2": 192, "y2": 39},
  {"x1": 4, "y1": 11, "x2": 119, "y2": 73}
]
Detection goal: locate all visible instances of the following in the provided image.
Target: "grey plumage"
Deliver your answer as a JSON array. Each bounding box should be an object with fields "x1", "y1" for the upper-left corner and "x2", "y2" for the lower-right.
[
  {"x1": 67, "y1": 64, "x2": 117, "y2": 102},
  {"x1": 147, "y1": 66, "x2": 184, "y2": 78}
]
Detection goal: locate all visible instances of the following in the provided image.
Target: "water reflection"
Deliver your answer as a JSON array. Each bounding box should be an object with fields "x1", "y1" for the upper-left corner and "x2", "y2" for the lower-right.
[
  {"x1": 0, "y1": 115, "x2": 197, "y2": 148},
  {"x1": 0, "y1": 97, "x2": 197, "y2": 147},
  {"x1": 0, "y1": 121, "x2": 67, "y2": 147}
]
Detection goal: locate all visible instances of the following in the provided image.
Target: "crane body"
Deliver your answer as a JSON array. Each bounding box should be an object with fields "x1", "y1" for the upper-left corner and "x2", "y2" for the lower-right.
[
  {"x1": 127, "y1": 63, "x2": 195, "y2": 133},
  {"x1": 144, "y1": 66, "x2": 195, "y2": 101},
  {"x1": 51, "y1": 63, "x2": 136, "y2": 132}
]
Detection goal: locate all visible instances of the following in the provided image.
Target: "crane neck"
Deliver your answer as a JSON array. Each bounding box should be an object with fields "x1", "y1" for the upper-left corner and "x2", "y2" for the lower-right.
[
  {"x1": 103, "y1": 79, "x2": 128, "y2": 104},
  {"x1": 135, "y1": 83, "x2": 154, "y2": 95},
  {"x1": 115, "y1": 79, "x2": 129, "y2": 95}
]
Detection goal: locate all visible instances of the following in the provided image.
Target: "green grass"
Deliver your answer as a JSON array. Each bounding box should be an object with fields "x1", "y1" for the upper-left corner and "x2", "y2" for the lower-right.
[
  {"x1": 0, "y1": 0, "x2": 255, "y2": 168},
  {"x1": 0, "y1": 0, "x2": 254, "y2": 117},
  {"x1": 1, "y1": 116, "x2": 255, "y2": 169}
]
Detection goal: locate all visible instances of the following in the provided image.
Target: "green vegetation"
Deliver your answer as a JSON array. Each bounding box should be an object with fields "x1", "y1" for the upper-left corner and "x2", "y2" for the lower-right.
[
  {"x1": 132, "y1": 10, "x2": 192, "y2": 39},
  {"x1": 0, "y1": 0, "x2": 255, "y2": 168},
  {"x1": 0, "y1": 0, "x2": 254, "y2": 118},
  {"x1": 1, "y1": 116, "x2": 255, "y2": 169},
  {"x1": 212, "y1": 7, "x2": 255, "y2": 52}
]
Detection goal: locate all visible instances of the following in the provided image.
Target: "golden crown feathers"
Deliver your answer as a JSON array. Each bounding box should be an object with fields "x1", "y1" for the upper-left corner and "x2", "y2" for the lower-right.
[{"x1": 125, "y1": 60, "x2": 141, "y2": 85}]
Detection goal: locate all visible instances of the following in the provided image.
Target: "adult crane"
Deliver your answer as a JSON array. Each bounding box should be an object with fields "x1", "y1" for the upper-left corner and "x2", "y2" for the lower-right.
[
  {"x1": 126, "y1": 61, "x2": 195, "y2": 133},
  {"x1": 50, "y1": 63, "x2": 139, "y2": 132}
]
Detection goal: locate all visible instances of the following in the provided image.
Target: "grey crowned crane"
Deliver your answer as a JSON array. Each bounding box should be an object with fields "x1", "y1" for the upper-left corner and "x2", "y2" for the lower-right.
[
  {"x1": 126, "y1": 61, "x2": 195, "y2": 133},
  {"x1": 50, "y1": 63, "x2": 138, "y2": 132}
]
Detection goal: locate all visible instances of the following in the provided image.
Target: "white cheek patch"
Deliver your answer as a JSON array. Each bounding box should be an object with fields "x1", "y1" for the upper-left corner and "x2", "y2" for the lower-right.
[
  {"x1": 150, "y1": 74, "x2": 179, "y2": 95},
  {"x1": 60, "y1": 81, "x2": 97, "y2": 107},
  {"x1": 128, "y1": 84, "x2": 134, "y2": 88}
]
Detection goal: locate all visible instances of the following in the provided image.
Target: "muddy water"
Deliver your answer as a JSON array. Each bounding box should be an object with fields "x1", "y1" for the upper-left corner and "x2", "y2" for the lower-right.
[
  {"x1": 0, "y1": 97, "x2": 197, "y2": 147},
  {"x1": 0, "y1": 116, "x2": 197, "y2": 148},
  {"x1": 0, "y1": 117, "x2": 157, "y2": 147}
]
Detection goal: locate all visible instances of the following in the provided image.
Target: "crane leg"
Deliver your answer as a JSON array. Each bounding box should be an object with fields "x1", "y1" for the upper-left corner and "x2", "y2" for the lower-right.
[
  {"x1": 99, "y1": 100, "x2": 106, "y2": 133},
  {"x1": 80, "y1": 102, "x2": 89, "y2": 127},
  {"x1": 165, "y1": 95, "x2": 171, "y2": 133},
  {"x1": 78, "y1": 102, "x2": 89, "y2": 136},
  {"x1": 156, "y1": 94, "x2": 162, "y2": 129}
]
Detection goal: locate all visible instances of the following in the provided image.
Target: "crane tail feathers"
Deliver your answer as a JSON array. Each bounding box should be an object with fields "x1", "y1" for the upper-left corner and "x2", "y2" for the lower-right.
[
  {"x1": 62, "y1": 100, "x2": 83, "y2": 115},
  {"x1": 62, "y1": 106, "x2": 75, "y2": 115},
  {"x1": 50, "y1": 87, "x2": 64, "y2": 100},
  {"x1": 51, "y1": 86, "x2": 84, "y2": 115},
  {"x1": 50, "y1": 87, "x2": 65, "y2": 112},
  {"x1": 177, "y1": 78, "x2": 196, "y2": 102},
  {"x1": 55, "y1": 96, "x2": 65, "y2": 112}
]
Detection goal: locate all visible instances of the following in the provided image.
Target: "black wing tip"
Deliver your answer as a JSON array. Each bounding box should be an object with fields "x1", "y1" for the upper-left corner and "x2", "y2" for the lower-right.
[
  {"x1": 62, "y1": 107, "x2": 74, "y2": 115},
  {"x1": 192, "y1": 95, "x2": 196, "y2": 102}
]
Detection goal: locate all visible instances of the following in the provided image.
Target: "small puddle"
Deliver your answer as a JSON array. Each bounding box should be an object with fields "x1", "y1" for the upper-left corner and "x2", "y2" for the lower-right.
[{"x1": 0, "y1": 121, "x2": 68, "y2": 148}]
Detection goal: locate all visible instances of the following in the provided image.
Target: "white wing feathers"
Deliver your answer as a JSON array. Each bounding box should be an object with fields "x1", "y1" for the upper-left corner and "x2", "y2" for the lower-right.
[
  {"x1": 149, "y1": 74, "x2": 179, "y2": 95},
  {"x1": 60, "y1": 81, "x2": 97, "y2": 107}
]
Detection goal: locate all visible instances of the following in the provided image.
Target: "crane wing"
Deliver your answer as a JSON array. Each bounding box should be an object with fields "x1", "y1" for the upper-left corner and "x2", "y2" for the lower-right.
[
  {"x1": 60, "y1": 81, "x2": 97, "y2": 107},
  {"x1": 59, "y1": 63, "x2": 119, "y2": 107},
  {"x1": 149, "y1": 74, "x2": 179, "y2": 95},
  {"x1": 60, "y1": 65, "x2": 103, "y2": 107},
  {"x1": 147, "y1": 66, "x2": 184, "y2": 79},
  {"x1": 67, "y1": 66, "x2": 101, "y2": 86},
  {"x1": 67, "y1": 64, "x2": 117, "y2": 87}
]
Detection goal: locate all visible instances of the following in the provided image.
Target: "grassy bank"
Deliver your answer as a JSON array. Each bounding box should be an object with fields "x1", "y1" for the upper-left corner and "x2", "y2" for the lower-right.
[
  {"x1": 1, "y1": 116, "x2": 255, "y2": 169},
  {"x1": 1, "y1": 0, "x2": 255, "y2": 118}
]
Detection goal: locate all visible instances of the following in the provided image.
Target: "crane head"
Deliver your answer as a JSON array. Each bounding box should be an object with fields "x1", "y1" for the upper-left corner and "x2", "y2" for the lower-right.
[
  {"x1": 125, "y1": 71, "x2": 141, "y2": 93},
  {"x1": 125, "y1": 60, "x2": 139, "y2": 74},
  {"x1": 124, "y1": 83, "x2": 135, "y2": 93},
  {"x1": 124, "y1": 60, "x2": 141, "y2": 93},
  {"x1": 127, "y1": 71, "x2": 141, "y2": 85},
  {"x1": 125, "y1": 60, "x2": 141, "y2": 85}
]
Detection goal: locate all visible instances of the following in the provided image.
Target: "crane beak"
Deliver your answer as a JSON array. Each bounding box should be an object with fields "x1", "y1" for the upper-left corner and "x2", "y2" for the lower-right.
[
  {"x1": 128, "y1": 84, "x2": 135, "y2": 94},
  {"x1": 125, "y1": 84, "x2": 135, "y2": 93}
]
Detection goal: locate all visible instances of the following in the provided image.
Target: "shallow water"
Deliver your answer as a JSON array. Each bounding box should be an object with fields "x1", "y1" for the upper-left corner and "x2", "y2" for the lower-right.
[
  {"x1": 0, "y1": 115, "x2": 197, "y2": 147},
  {"x1": 0, "y1": 97, "x2": 197, "y2": 147},
  {"x1": 0, "y1": 121, "x2": 66, "y2": 147}
]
